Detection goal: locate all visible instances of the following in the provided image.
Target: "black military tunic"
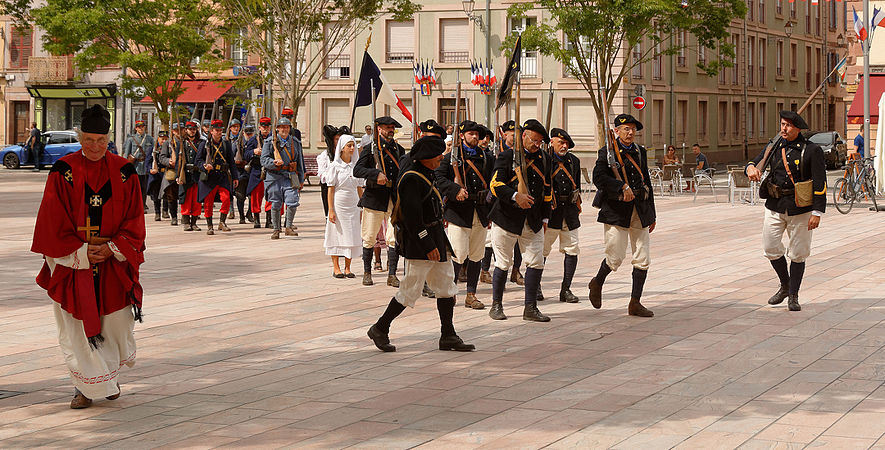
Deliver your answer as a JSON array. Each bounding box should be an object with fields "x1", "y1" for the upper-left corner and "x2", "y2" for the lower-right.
[
  {"x1": 488, "y1": 148, "x2": 552, "y2": 234},
  {"x1": 156, "y1": 138, "x2": 178, "y2": 199},
  {"x1": 592, "y1": 140, "x2": 656, "y2": 228},
  {"x1": 353, "y1": 137, "x2": 405, "y2": 211},
  {"x1": 548, "y1": 151, "x2": 582, "y2": 230},
  {"x1": 177, "y1": 136, "x2": 204, "y2": 201},
  {"x1": 747, "y1": 135, "x2": 827, "y2": 215},
  {"x1": 434, "y1": 144, "x2": 495, "y2": 228},
  {"x1": 195, "y1": 138, "x2": 239, "y2": 202},
  {"x1": 396, "y1": 162, "x2": 451, "y2": 262}
]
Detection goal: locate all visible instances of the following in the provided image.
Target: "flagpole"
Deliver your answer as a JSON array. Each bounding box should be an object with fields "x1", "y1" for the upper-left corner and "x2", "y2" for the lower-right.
[
  {"x1": 411, "y1": 77, "x2": 417, "y2": 143},
  {"x1": 865, "y1": 0, "x2": 871, "y2": 158}
]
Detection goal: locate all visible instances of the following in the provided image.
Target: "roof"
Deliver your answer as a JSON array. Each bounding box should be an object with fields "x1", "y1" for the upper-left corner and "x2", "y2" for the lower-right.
[
  {"x1": 847, "y1": 74, "x2": 885, "y2": 125},
  {"x1": 141, "y1": 80, "x2": 233, "y2": 104}
]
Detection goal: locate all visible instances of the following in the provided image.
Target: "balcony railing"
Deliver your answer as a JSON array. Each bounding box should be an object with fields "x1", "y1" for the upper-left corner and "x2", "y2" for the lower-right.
[
  {"x1": 677, "y1": 55, "x2": 686, "y2": 67},
  {"x1": 748, "y1": 65, "x2": 754, "y2": 86},
  {"x1": 759, "y1": 66, "x2": 766, "y2": 86},
  {"x1": 522, "y1": 53, "x2": 538, "y2": 78},
  {"x1": 386, "y1": 52, "x2": 414, "y2": 64},
  {"x1": 440, "y1": 51, "x2": 468, "y2": 63},
  {"x1": 324, "y1": 54, "x2": 351, "y2": 80},
  {"x1": 28, "y1": 56, "x2": 78, "y2": 84}
]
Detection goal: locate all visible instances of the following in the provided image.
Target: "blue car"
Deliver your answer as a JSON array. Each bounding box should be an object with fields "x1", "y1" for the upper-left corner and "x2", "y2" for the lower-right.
[{"x1": 1, "y1": 130, "x2": 81, "y2": 169}]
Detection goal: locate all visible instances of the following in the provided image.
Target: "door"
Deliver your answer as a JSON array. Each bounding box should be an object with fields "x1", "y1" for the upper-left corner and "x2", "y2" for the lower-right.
[
  {"x1": 12, "y1": 101, "x2": 29, "y2": 144},
  {"x1": 69, "y1": 100, "x2": 86, "y2": 130},
  {"x1": 438, "y1": 98, "x2": 467, "y2": 130}
]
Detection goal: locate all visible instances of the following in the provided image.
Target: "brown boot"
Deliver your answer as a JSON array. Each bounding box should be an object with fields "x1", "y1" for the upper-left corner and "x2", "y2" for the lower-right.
[
  {"x1": 70, "y1": 390, "x2": 92, "y2": 409},
  {"x1": 218, "y1": 213, "x2": 231, "y2": 231},
  {"x1": 588, "y1": 277, "x2": 603, "y2": 309},
  {"x1": 362, "y1": 272, "x2": 374, "y2": 286},
  {"x1": 285, "y1": 226, "x2": 298, "y2": 236},
  {"x1": 480, "y1": 270, "x2": 492, "y2": 284},
  {"x1": 628, "y1": 297, "x2": 654, "y2": 317},
  {"x1": 387, "y1": 275, "x2": 400, "y2": 287},
  {"x1": 464, "y1": 292, "x2": 485, "y2": 309},
  {"x1": 510, "y1": 269, "x2": 525, "y2": 286},
  {"x1": 270, "y1": 229, "x2": 281, "y2": 239}
]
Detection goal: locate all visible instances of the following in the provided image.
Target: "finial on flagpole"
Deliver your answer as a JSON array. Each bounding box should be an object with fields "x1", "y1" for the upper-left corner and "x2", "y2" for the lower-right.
[{"x1": 365, "y1": 33, "x2": 372, "y2": 52}]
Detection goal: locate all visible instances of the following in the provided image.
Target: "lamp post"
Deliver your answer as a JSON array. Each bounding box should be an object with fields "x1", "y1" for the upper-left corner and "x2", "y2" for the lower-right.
[{"x1": 462, "y1": 0, "x2": 492, "y2": 128}]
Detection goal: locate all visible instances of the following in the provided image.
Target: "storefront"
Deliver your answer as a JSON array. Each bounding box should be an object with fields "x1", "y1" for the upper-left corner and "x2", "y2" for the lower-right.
[{"x1": 26, "y1": 84, "x2": 117, "y2": 134}]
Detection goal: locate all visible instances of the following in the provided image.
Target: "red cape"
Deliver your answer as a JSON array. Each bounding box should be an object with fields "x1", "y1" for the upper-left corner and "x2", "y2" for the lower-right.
[{"x1": 31, "y1": 152, "x2": 146, "y2": 340}]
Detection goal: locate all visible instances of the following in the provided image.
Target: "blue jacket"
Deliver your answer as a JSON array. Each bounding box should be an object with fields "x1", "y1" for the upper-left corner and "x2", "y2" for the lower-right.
[{"x1": 260, "y1": 134, "x2": 305, "y2": 186}]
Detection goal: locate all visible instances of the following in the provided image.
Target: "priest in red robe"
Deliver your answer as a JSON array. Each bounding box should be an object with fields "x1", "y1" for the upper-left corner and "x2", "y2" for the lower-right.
[{"x1": 31, "y1": 104, "x2": 146, "y2": 409}]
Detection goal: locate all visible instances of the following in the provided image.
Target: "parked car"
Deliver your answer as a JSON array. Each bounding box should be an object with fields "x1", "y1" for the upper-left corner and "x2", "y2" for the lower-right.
[
  {"x1": 1, "y1": 130, "x2": 81, "y2": 169},
  {"x1": 803, "y1": 131, "x2": 847, "y2": 170}
]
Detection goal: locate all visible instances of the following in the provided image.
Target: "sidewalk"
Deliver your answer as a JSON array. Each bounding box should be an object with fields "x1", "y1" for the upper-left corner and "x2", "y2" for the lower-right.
[{"x1": 0, "y1": 169, "x2": 883, "y2": 448}]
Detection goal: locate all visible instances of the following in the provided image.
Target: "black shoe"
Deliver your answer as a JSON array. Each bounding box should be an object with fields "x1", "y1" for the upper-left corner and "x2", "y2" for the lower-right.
[
  {"x1": 768, "y1": 285, "x2": 789, "y2": 305},
  {"x1": 367, "y1": 324, "x2": 396, "y2": 352},
  {"x1": 489, "y1": 299, "x2": 506, "y2": 320},
  {"x1": 523, "y1": 303, "x2": 551, "y2": 322},
  {"x1": 560, "y1": 288, "x2": 579, "y2": 303},
  {"x1": 191, "y1": 216, "x2": 201, "y2": 231},
  {"x1": 182, "y1": 215, "x2": 193, "y2": 231},
  {"x1": 588, "y1": 277, "x2": 602, "y2": 309},
  {"x1": 439, "y1": 335, "x2": 475, "y2": 352},
  {"x1": 162, "y1": 211, "x2": 170, "y2": 219},
  {"x1": 170, "y1": 217, "x2": 178, "y2": 226},
  {"x1": 154, "y1": 211, "x2": 161, "y2": 222},
  {"x1": 362, "y1": 272, "x2": 374, "y2": 286},
  {"x1": 265, "y1": 211, "x2": 272, "y2": 228},
  {"x1": 253, "y1": 212, "x2": 261, "y2": 228},
  {"x1": 788, "y1": 294, "x2": 801, "y2": 311}
]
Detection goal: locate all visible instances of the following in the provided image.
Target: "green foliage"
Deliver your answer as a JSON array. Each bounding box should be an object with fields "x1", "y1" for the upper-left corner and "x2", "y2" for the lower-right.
[{"x1": 31, "y1": 0, "x2": 222, "y2": 126}]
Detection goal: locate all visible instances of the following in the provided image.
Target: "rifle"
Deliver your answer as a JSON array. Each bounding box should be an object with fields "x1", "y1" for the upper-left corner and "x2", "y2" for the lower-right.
[
  {"x1": 369, "y1": 80, "x2": 392, "y2": 188},
  {"x1": 228, "y1": 103, "x2": 245, "y2": 168},
  {"x1": 513, "y1": 74, "x2": 528, "y2": 195},
  {"x1": 452, "y1": 77, "x2": 464, "y2": 188},
  {"x1": 597, "y1": 83, "x2": 627, "y2": 200},
  {"x1": 544, "y1": 81, "x2": 554, "y2": 133}
]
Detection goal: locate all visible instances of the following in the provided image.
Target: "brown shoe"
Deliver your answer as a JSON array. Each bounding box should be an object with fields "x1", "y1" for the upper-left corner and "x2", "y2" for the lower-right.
[
  {"x1": 480, "y1": 270, "x2": 492, "y2": 284},
  {"x1": 588, "y1": 277, "x2": 603, "y2": 309},
  {"x1": 218, "y1": 222, "x2": 231, "y2": 232},
  {"x1": 271, "y1": 230, "x2": 281, "y2": 240},
  {"x1": 362, "y1": 272, "x2": 374, "y2": 286},
  {"x1": 510, "y1": 269, "x2": 525, "y2": 286},
  {"x1": 106, "y1": 383, "x2": 121, "y2": 400},
  {"x1": 387, "y1": 275, "x2": 400, "y2": 288},
  {"x1": 70, "y1": 390, "x2": 92, "y2": 409},
  {"x1": 285, "y1": 227, "x2": 298, "y2": 236},
  {"x1": 464, "y1": 292, "x2": 485, "y2": 309},
  {"x1": 628, "y1": 297, "x2": 654, "y2": 317}
]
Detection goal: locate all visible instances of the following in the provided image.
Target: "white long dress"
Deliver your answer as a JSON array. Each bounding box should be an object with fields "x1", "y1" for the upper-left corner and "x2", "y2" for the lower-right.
[{"x1": 324, "y1": 138, "x2": 364, "y2": 259}]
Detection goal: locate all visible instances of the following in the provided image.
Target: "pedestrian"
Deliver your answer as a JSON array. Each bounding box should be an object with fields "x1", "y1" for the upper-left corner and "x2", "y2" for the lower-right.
[
  {"x1": 366, "y1": 136, "x2": 474, "y2": 353},
  {"x1": 178, "y1": 120, "x2": 204, "y2": 232},
  {"x1": 196, "y1": 119, "x2": 239, "y2": 235},
  {"x1": 587, "y1": 114, "x2": 656, "y2": 318},
  {"x1": 25, "y1": 121, "x2": 43, "y2": 171},
  {"x1": 122, "y1": 120, "x2": 154, "y2": 209},
  {"x1": 360, "y1": 124, "x2": 373, "y2": 149},
  {"x1": 31, "y1": 104, "x2": 145, "y2": 409},
  {"x1": 543, "y1": 128, "x2": 582, "y2": 303},
  {"x1": 745, "y1": 111, "x2": 827, "y2": 312},
  {"x1": 854, "y1": 127, "x2": 865, "y2": 158},
  {"x1": 324, "y1": 134, "x2": 364, "y2": 278},
  {"x1": 261, "y1": 117, "x2": 305, "y2": 239}
]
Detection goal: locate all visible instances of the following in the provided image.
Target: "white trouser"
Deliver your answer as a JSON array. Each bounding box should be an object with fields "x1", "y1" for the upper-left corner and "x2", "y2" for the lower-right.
[
  {"x1": 603, "y1": 208, "x2": 651, "y2": 271},
  {"x1": 361, "y1": 200, "x2": 396, "y2": 248},
  {"x1": 762, "y1": 208, "x2": 813, "y2": 262},
  {"x1": 491, "y1": 222, "x2": 545, "y2": 271},
  {"x1": 543, "y1": 225, "x2": 580, "y2": 257},
  {"x1": 395, "y1": 258, "x2": 459, "y2": 307},
  {"x1": 447, "y1": 212, "x2": 488, "y2": 264}
]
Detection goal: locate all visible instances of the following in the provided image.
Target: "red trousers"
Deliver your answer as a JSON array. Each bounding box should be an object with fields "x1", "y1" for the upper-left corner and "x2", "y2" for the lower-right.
[
  {"x1": 203, "y1": 186, "x2": 230, "y2": 217},
  {"x1": 180, "y1": 185, "x2": 202, "y2": 216},
  {"x1": 249, "y1": 183, "x2": 265, "y2": 213},
  {"x1": 264, "y1": 198, "x2": 284, "y2": 214}
]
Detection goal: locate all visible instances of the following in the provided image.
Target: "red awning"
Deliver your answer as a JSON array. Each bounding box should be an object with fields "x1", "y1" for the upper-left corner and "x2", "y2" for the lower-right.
[
  {"x1": 140, "y1": 80, "x2": 233, "y2": 104},
  {"x1": 847, "y1": 75, "x2": 885, "y2": 125}
]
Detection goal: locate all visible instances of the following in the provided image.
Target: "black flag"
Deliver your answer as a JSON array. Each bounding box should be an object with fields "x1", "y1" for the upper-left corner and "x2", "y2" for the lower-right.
[{"x1": 496, "y1": 35, "x2": 521, "y2": 111}]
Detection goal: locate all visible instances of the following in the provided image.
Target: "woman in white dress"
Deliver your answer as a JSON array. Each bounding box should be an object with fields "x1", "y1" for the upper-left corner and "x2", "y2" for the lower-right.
[{"x1": 324, "y1": 135, "x2": 364, "y2": 277}]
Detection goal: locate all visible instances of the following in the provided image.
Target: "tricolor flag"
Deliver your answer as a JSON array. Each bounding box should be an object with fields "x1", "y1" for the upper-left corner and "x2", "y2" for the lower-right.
[
  {"x1": 834, "y1": 55, "x2": 848, "y2": 84},
  {"x1": 353, "y1": 51, "x2": 413, "y2": 122},
  {"x1": 855, "y1": 7, "x2": 868, "y2": 41},
  {"x1": 872, "y1": 6, "x2": 885, "y2": 32},
  {"x1": 429, "y1": 62, "x2": 437, "y2": 86},
  {"x1": 489, "y1": 64, "x2": 497, "y2": 86},
  {"x1": 413, "y1": 63, "x2": 421, "y2": 84}
]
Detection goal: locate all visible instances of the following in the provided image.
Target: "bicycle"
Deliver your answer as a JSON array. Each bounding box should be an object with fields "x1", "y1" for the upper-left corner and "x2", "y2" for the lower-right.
[{"x1": 833, "y1": 157, "x2": 878, "y2": 214}]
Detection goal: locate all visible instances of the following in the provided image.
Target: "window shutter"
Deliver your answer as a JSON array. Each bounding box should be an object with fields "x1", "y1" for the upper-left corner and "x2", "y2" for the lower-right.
[
  {"x1": 387, "y1": 21, "x2": 414, "y2": 54},
  {"x1": 440, "y1": 19, "x2": 468, "y2": 53},
  {"x1": 323, "y1": 99, "x2": 350, "y2": 128},
  {"x1": 563, "y1": 99, "x2": 597, "y2": 138}
]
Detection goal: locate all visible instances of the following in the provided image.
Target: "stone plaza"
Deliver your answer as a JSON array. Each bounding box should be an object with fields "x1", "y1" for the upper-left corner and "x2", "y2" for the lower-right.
[{"x1": 1, "y1": 168, "x2": 884, "y2": 448}]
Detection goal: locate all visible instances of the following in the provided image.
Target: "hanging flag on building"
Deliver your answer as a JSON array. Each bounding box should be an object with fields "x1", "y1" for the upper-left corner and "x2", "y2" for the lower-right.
[
  {"x1": 353, "y1": 51, "x2": 413, "y2": 122},
  {"x1": 855, "y1": 7, "x2": 868, "y2": 41},
  {"x1": 429, "y1": 61, "x2": 437, "y2": 86},
  {"x1": 496, "y1": 35, "x2": 522, "y2": 110},
  {"x1": 833, "y1": 55, "x2": 848, "y2": 85}
]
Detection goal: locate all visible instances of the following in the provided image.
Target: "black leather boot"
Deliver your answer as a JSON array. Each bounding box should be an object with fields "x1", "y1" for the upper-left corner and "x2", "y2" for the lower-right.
[
  {"x1": 218, "y1": 213, "x2": 231, "y2": 231},
  {"x1": 206, "y1": 217, "x2": 214, "y2": 235},
  {"x1": 523, "y1": 303, "x2": 550, "y2": 322},
  {"x1": 768, "y1": 285, "x2": 789, "y2": 305},
  {"x1": 182, "y1": 215, "x2": 193, "y2": 231},
  {"x1": 489, "y1": 268, "x2": 507, "y2": 320},
  {"x1": 788, "y1": 293, "x2": 801, "y2": 311},
  {"x1": 362, "y1": 247, "x2": 374, "y2": 286},
  {"x1": 265, "y1": 211, "x2": 272, "y2": 228},
  {"x1": 253, "y1": 212, "x2": 261, "y2": 228},
  {"x1": 190, "y1": 215, "x2": 201, "y2": 231}
]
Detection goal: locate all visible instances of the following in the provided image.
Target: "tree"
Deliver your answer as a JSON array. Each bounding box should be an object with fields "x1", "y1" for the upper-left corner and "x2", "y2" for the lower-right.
[
  {"x1": 217, "y1": 0, "x2": 421, "y2": 118},
  {"x1": 504, "y1": 0, "x2": 745, "y2": 135},
  {"x1": 29, "y1": 0, "x2": 223, "y2": 128}
]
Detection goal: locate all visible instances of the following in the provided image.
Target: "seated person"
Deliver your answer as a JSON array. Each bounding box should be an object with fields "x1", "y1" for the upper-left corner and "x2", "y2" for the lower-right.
[
  {"x1": 662, "y1": 145, "x2": 681, "y2": 165},
  {"x1": 686, "y1": 143, "x2": 710, "y2": 191}
]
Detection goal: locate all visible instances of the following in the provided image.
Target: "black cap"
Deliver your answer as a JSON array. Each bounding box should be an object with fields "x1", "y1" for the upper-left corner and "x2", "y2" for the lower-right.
[
  {"x1": 80, "y1": 104, "x2": 111, "y2": 134},
  {"x1": 458, "y1": 120, "x2": 481, "y2": 134},
  {"x1": 409, "y1": 136, "x2": 446, "y2": 160},
  {"x1": 478, "y1": 125, "x2": 494, "y2": 140},
  {"x1": 521, "y1": 119, "x2": 549, "y2": 144},
  {"x1": 779, "y1": 110, "x2": 809, "y2": 130},
  {"x1": 375, "y1": 116, "x2": 402, "y2": 127},
  {"x1": 157, "y1": 130, "x2": 169, "y2": 138},
  {"x1": 613, "y1": 114, "x2": 643, "y2": 131},
  {"x1": 501, "y1": 120, "x2": 516, "y2": 132},
  {"x1": 550, "y1": 128, "x2": 574, "y2": 149},
  {"x1": 419, "y1": 119, "x2": 446, "y2": 136}
]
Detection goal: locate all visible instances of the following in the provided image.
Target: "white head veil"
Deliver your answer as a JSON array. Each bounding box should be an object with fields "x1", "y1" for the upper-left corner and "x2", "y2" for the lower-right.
[{"x1": 333, "y1": 134, "x2": 356, "y2": 167}]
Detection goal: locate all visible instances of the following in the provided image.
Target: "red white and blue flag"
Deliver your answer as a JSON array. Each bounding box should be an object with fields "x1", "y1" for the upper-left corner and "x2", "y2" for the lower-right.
[
  {"x1": 855, "y1": 7, "x2": 869, "y2": 41},
  {"x1": 354, "y1": 52, "x2": 412, "y2": 122}
]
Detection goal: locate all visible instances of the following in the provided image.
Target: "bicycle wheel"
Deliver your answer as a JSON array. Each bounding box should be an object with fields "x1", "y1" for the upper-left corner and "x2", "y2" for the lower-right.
[
  {"x1": 866, "y1": 169, "x2": 878, "y2": 211},
  {"x1": 833, "y1": 177, "x2": 853, "y2": 214}
]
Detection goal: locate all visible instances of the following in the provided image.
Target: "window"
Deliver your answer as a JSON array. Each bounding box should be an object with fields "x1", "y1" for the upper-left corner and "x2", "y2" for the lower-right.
[
  {"x1": 719, "y1": 47, "x2": 727, "y2": 84},
  {"x1": 806, "y1": 46, "x2": 812, "y2": 90},
  {"x1": 805, "y1": 2, "x2": 811, "y2": 32},
  {"x1": 563, "y1": 99, "x2": 597, "y2": 138},
  {"x1": 748, "y1": 102, "x2": 755, "y2": 137},
  {"x1": 759, "y1": 102, "x2": 766, "y2": 137},
  {"x1": 747, "y1": 0, "x2": 754, "y2": 21},
  {"x1": 322, "y1": 98, "x2": 350, "y2": 128},
  {"x1": 790, "y1": 0, "x2": 796, "y2": 18},
  {"x1": 698, "y1": 100, "x2": 708, "y2": 139},
  {"x1": 748, "y1": 37, "x2": 755, "y2": 86},
  {"x1": 790, "y1": 42, "x2": 797, "y2": 78},
  {"x1": 677, "y1": 100, "x2": 687, "y2": 139},
  {"x1": 815, "y1": 47, "x2": 821, "y2": 87},
  {"x1": 229, "y1": 27, "x2": 248, "y2": 65},
  {"x1": 677, "y1": 31, "x2": 687, "y2": 67},
  {"x1": 386, "y1": 21, "x2": 414, "y2": 64},
  {"x1": 699, "y1": 45, "x2": 707, "y2": 66},
  {"x1": 632, "y1": 43, "x2": 643, "y2": 79},
  {"x1": 654, "y1": 99, "x2": 664, "y2": 137},
  {"x1": 759, "y1": 0, "x2": 765, "y2": 23},
  {"x1": 732, "y1": 102, "x2": 741, "y2": 137},
  {"x1": 719, "y1": 102, "x2": 728, "y2": 137},
  {"x1": 830, "y1": 0, "x2": 838, "y2": 29},
  {"x1": 759, "y1": 39, "x2": 766, "y2": 86},
  {"x1": 653, "y1": 33, "x2": 663, "y2": 80},
  {"x1": 776, "y1": 40, "x2": 783, "y2": 77},
  {"x1": 440, "y1": 18, "x2": 469, "y2": 63},
  {"x1": 776, "y1": 0, "x2": 782, "y2": 15},
  {"x1": 324, "y1": 23, "x2": 351, "y2": 79},
  {"x1": 512, "y1": 18, "x2": 539, "y2": 77},
  {"x1": 732, "y1": 34, "x2": 740, "y2": 85},
  {"x1": 10, "y1": 26, "x2": 33, "y2": 69}
]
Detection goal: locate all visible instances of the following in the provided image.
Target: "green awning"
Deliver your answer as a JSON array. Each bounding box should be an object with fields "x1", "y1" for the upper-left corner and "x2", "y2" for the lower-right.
[{"x1": 27, "y1": 85, "x2": 117, "y2": 99}]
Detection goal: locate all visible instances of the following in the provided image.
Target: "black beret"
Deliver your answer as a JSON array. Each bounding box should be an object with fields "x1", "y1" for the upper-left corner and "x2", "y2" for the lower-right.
[
  {"x1": 550, "y1": 128, "x2": 574, "y2": 149},
  {"x1": 478, "y1": 125, "x2": 494, "y2": 140},
  {"x1": 779, "y1": 111, "x2": 809, "y2": 129},
  {"x1": 613, "y1": 114, "x2": 643, "y2": 131},
  {"x1": 521, "y1": 119, "x2": 549, "y2": 144},
  {"x1": 375, "y1": 116, "x2": 402, "y2": 127},
  {"x1": 409, "y1": 136, "x2": 446, "y2": 161},
  {"x1": 501, "y1": 120, "x2": 516, "y2": 132},
  {"x1": 157, "y1": 130, "x2": 169, "y2": 138},
  {"x1": 81, "y1": 104, "x2": 111, "y2": 134},
  {"x1": 458, "y1": 120, "x2": 481, "y2": 134},
  {"x1": 419, "y1": 119, "x2": 446, "y2": 136}
]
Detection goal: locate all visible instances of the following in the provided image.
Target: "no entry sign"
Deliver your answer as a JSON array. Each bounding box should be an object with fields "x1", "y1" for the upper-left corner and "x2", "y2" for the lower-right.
[{"x1": 632, "y1": 96, "x2": 646, "y2": 110}]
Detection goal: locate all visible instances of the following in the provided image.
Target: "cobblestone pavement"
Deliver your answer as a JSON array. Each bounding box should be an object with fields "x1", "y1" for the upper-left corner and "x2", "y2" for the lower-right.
[{"x1": 1, "y1": 168, "x2": 884, "y2": 449}]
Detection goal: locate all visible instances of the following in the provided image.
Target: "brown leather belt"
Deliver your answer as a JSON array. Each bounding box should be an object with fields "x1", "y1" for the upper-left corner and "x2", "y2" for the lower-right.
[{"x1": 88, "y1": 236, "x2": 111, "y2": 245}]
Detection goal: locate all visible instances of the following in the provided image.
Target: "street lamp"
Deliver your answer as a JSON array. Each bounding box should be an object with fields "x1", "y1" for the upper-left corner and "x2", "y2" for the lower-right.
[
  {"x1": 462, "y1": 0, "x2": 485, "y2": 32},
  {"x1": 784, "y1": 20, "x2": 794, "y2": 38},
  {"x1": 837, "y1": 33, "x2": 846, "y2": 47}
]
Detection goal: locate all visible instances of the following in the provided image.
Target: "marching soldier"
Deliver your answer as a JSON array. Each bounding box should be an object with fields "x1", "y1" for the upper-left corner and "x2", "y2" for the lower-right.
[
  {"x1": 178, "y1": 120, "x2": 204, "y2": 232},
  {"x1": 587, "y1": 114, "x2": 655, "y2": 317},
  {"x1": 260, "y1": 117, "x2": 305, "y2": 240},
  {"x1": 196, "y1": 119, "x2": 239, "y2": 235},
  {"x1": 280, "y1": 106, "x2": 302, "y2": 141},
  {"x1": 366, "y1": 136, "x2": 474, "y2": 353},
  {"x1": 242, "y1": 124, "x2": 265, "y2": 228},
  {"x1": 543, "y1": 128, "x2": 582, "y2": 303},
  {"x1": 487, "y1": 119, "x2": 553, "y2": 322},
  {"x1": 122, "y1": 120, "x2": 154, "y2": 210},
  {"x1": 156, "y1": 129, "x2": 179, "y2": 226},
  {"x1": 434, "y1": 120, "x2": 493, "y2": 310},
  {"x1": 200, "y1": 118, "x2": 211, "y2": 140},
  {"x1": 144, "y1": 130, "x2": 166, "y2": 222},
  {"x1": 255, "y1": 117, "x2": 275, "y2": 229},
  {"x1": 228, "y1": 118, "x2": 247, "y2": 223},
  {"x1": 745, "y1": 111, "x2": 827, "y2": 312},
  {"x1": 353, "y1": 116, "x2": 405, "y2": 287}
]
